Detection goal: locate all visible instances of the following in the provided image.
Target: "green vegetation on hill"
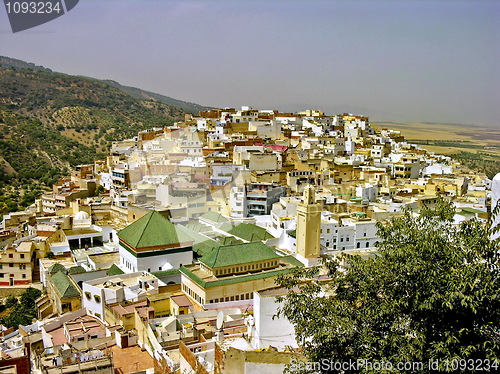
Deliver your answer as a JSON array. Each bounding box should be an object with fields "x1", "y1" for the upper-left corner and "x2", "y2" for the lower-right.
[
  {"x1": 450, "y1": 151, "x2": 500, "y2": 180},
  {"x1": 0, "y1": 287, "x2": 41, "y2": 328},
  {"x1": 101, "y1": 79, "x2": 213, "y2": 114},
  {"x1": 0, "y1": 65, "x2": 189, "y2": 212},
  {"x1": 0, "y1": 56, "x2": 52, "y2": 72}
]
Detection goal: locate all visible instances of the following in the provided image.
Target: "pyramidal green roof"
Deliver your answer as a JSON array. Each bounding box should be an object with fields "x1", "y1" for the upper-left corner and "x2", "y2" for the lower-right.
[
  {"x1": 118, "y1": 211, "x2": 191, "y2": 249},
  {"x1": 67, "y1": 266, "x2": 86, "y2": 275},
  {"x1": 51, "y1": 271, "x2": 81, "y2": 299},
  {"x1": 219, "y1": 223, "x2": 274, "y2": 242},
  {"x1": 107, "y1": 264, "x2": 125, "y2": 276},
  {"x1": 200, "y1": 212, "x2": 229, "y2": 223},
  {"x1": 200, "y1": 242, "x2": 281, "y2": 268},
  {"x1": 48, "y1": 263, "x2": 66, "y2": 275}
]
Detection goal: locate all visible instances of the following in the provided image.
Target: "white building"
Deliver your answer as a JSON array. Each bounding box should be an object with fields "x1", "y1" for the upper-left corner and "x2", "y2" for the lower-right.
[
  {"x1": 320, "y1": 213, "x2": 379, "y2": 251},
  {"x1": 82, "y1": 271, "x2": 161, "y2": 320},
  {"x1": 492, "y1": 173, "x2": 500, "y2": 240},
  {"x1": 117, "y1": 211, "x2": 193, "y2": 273},
  {"x1": 249, "y1": 288, "x2": 298, "y2": 350}
]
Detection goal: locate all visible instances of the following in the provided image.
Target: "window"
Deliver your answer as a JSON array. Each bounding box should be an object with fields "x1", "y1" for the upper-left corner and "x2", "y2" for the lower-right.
[
  {"x1": 20, "y1": 254, "x2": 25, "y2": 259},
  {"x1": 85, "y1": 292, "x2": 91, "y2": 300},
  {"x1": 8, "y1": 254, "x2": 13, "y2": 259},
  {"x1": 94, "y1": 295, "x2": 101, "y2": 303},
  {"x1": 22, "y1": 274, "x2": 26, "y2": 279},
  {"x1": 0, "y1": 274, "x2": 3, "y2": 278},
  {"x1": 9, "y1": 264, "x2": 13, "y2": 268}
]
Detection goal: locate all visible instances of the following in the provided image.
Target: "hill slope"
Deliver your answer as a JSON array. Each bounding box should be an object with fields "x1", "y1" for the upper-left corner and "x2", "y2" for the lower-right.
[
  {"x1": 0, "y1": 56, "x2": 212, "y2": 114},
  {"x1": 101, "y1": 80, "x2": 212, "y2": 114},
  {"x1": 0, "y1": 65, "x2": 189, "y2": 212}
]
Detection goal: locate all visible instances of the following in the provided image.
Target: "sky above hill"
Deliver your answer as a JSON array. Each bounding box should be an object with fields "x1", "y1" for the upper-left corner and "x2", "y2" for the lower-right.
[{"x1": 1, "y1": 0, "x2": 498, "y2": 126}]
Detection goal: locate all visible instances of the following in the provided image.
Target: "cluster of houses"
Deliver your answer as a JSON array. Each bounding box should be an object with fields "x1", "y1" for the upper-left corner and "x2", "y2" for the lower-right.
[{"x1": 0, "y1": 106, "x2": 497, "y2": 374}]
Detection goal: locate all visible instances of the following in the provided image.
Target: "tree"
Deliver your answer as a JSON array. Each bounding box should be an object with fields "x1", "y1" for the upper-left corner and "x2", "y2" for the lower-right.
[
  {"x1": 1, "y1": 287, "x2": 41, "y2": 328},
  {"x1": 4, "y1": 295, "x2": 18, "y2": 308},
  {"x1": 96, "y1": 184, "x2": 105, "y2": 195},
  {"x1": 276, "y1": 199, "x2": 499, "y2": 373}
]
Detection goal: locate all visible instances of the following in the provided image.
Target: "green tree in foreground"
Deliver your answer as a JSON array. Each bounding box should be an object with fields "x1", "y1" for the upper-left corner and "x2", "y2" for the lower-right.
[
  {"x1": 1, "y1": 287, "x2": 41, "y2": 328},
  {"x1": 276, "y1": 200, "x2": 499, "y2": 373}
]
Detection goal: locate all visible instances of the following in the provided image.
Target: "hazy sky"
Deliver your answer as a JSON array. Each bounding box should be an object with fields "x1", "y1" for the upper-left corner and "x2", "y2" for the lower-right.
[{"x1": 1, "y1": 0, "x2": 498, "y2": 125}]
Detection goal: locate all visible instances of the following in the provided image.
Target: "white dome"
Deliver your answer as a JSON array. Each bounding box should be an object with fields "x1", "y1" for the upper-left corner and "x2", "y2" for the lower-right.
[
  {"x1": 74, "y1": 211, "x2": 90, "y2": 220},
  {"x1": 493, "y1": 172, "x2": 500, "y2": 181}
]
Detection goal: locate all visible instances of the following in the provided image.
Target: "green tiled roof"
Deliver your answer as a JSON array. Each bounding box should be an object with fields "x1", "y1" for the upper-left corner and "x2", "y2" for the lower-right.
[
  {"x1": 48, "y1": 263, "x2": 66, "y2": 275},
  {"x1": 118, "y1": 211, "x2": 191, "y2": 249},
  {"x1": 220, "y1": 236, "x2": 243, "y2": 246},
  {"x1": 180, "y1": 265, "x2": 293, "y2": 288},
  {"x1": 67, "y1": 266, "x2": 86, "y2": 275},
  {"x1": 185, "y1": 222, "x2": 210, "y2": 233},
  {"x1": 200, "y1": 242, "x2": 281, "y2": 268},
  {"x1": 218, "y1": 223, "x2": 274, "y2": 242},
  {"x1": 280, "y1": 255, "x2": 305, "y2": 267},
  {"x1": 152, "y1": 269, "x2": 180, "y2": 277},
  {"x1": 107, "y1": 264, "x2": 125, "y2": 276},
  {"x1": 51, "y1": 271, "x2": 81, "y2": 299},
  {"x1": 200, "y1": 212, "x2": 229, "y2": 223},
  {"x1": 180, "y1": 254, "x2": 303, "y2": 288},
  {"x1": 459, "y1": 207, "x2": 484, "y2": 215},
  {"x1": 193, "y1": 240, "x2": 219, "y2": 257}
]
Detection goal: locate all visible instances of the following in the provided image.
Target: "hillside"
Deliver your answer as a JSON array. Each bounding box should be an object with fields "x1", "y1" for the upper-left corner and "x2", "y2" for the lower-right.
[
  {"x1": 0, "y1": 56, "x2": 212, "y2": 114},
  {"x1": 0, "y1": 65, "x2": 189, "y2": 212},
  {"x1": 373, "y1": 121, "x2": 500, "y2": 179},
  {"x1": 101, "y1": 80, "x2": 213, "y2": 114},
  {"x1": 0, "y1": 56, "x2": 53, "y2": 73}
]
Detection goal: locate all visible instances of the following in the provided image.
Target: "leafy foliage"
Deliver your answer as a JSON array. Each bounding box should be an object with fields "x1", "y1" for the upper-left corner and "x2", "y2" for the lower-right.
[
  {"x1": 276, "y1": 199, "x2": 499, "y2": 373},
  {"x1": 1, "y1": 287, "x2": 41, "y2": 328},
  {"x1": 450, "y1": 151, "x2": 500, "y2": 180}
]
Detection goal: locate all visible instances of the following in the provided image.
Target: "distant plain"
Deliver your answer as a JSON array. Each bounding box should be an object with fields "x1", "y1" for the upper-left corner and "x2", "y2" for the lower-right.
[{"x1": 373, "y1": 122, "x2": 500, "y2": 157}]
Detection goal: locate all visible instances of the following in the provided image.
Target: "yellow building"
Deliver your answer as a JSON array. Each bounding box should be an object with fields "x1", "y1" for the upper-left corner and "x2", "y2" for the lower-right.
[
  {"x1": 0, "y1": 241, "x2": 35, "y2": 286},
  {"x1": 296, "y1": 186, "x2": 322, "y2": 259},
  {"x1": 41, "y1": 264, "x2": 82, "y2": 317},
  {"x1": 180, "y1": 242, "x2": 302, "y2": 306}
]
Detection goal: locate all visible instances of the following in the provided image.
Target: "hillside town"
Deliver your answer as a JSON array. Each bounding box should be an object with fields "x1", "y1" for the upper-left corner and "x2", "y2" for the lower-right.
[{"x1": 0, "y1": 107, "x2": 498, "y2": 374}]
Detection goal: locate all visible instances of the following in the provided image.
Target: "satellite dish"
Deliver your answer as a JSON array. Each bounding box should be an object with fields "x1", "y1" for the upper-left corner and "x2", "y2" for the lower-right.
[{"x1": 216, "y1": 311, "x2": 224, "y2": 330}]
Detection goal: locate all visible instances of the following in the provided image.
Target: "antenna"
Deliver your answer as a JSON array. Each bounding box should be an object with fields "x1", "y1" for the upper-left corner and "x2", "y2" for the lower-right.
[{"x1": 216, "y1": 311, "x2": 224, "y2": 330}]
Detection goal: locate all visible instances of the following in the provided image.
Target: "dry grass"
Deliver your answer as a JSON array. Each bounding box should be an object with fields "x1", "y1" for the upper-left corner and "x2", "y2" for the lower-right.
[{"x1": 375, "y1": 122, "x2": 500, "y2": 156}]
